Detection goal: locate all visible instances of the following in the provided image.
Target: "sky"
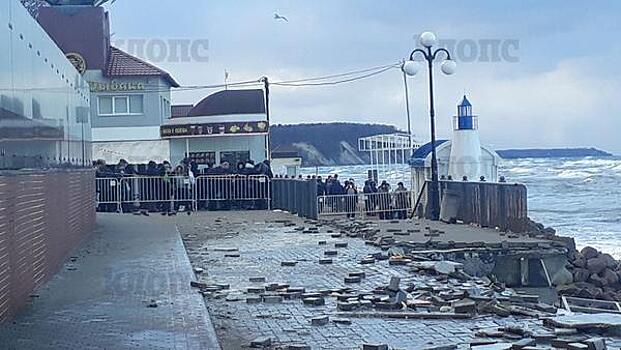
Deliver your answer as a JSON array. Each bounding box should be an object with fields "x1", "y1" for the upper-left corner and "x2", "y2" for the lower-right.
[{"x1": 106, "y1": 0, "x2": 621, "y2": 154}]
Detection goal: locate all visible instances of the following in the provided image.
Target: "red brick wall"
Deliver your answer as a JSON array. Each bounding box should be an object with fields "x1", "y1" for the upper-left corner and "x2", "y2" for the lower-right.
[{"x1": 0, "y1": 169, "x2": 95, "y2": 323}]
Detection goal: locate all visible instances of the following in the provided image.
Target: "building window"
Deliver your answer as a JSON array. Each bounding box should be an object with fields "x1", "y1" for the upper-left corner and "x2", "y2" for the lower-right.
[
  {"x1": 98, "y1": 95, "x2": 144, "y2": 116},
  {"x1": 220, "y1": 151, "x2": 251, "y2": 166}
]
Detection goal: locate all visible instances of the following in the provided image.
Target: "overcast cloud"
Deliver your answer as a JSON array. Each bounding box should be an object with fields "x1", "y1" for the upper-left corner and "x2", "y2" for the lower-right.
[{"x1": 108, "y1": 0, "x2": 620, "y2": 154}]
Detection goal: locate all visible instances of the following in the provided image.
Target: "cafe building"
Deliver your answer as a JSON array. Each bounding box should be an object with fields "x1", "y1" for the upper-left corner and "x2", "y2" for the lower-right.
[
  {"x1": 164, "y1": 89, "x2": 269, "y2": 168},
  {"x1": 38, "y1": 2, "x2": 179, "y2": 164}
]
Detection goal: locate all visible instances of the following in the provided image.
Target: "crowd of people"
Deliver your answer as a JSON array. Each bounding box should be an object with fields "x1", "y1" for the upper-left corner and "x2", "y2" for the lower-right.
[
  {"x1": 311, "y1": 174, "x2": 412, "y2": 220},
  {"x1": 94, "y1": 158, "x2": 273, "y2": 214},
  {"x1": 94, "y1": 158, "x2": 273, "y2": 179},
  {"x1": 93, "y1": 159, "x2": 411, "y2": 219}
]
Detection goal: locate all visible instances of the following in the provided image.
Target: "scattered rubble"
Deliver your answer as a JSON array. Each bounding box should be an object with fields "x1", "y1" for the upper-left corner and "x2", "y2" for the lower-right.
[{"x1": 185, "y1": 215, "x2": 621, "y2": 349}]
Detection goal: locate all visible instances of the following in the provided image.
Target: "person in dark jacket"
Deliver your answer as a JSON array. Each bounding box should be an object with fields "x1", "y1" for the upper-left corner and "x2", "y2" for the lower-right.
[
  {"x1": 378, "y1": 181, "x2": 392, "y2": 220},
  {"x1": 344, "y1": 180, "x2": 358, "y2": 218},
  {"x1": 394, "y1": 182, "x2": 410, "y2": 220},
  {"x1": 363, "y1": 180, "x2": 378, "y2": 216},
  {"x1": 316, "y1": 176, "x2": 326, "y2": 196}
]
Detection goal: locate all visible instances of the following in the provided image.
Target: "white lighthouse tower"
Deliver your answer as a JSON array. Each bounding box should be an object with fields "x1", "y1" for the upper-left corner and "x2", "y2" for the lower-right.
[{"x1": 448, "y1": 96, "x2": 482, "y2": 180}]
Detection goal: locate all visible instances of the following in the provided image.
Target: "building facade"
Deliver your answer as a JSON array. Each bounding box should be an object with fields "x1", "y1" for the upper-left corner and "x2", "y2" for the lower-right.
[
  {"x1": 38, "y1": 3, "x2": 179, "y2": 164},
  {"x1": 165, "y1": 89, "x2": 269, "y2": 168},
  {"x1": 1, "y1": 0, "x2": 91, "y2": 169}
]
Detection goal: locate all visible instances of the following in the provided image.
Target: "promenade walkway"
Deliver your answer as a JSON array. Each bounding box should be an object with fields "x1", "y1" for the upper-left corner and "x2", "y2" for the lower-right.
[{"x1": 0, "y1": 214, "x2": 220, "y2": 350}]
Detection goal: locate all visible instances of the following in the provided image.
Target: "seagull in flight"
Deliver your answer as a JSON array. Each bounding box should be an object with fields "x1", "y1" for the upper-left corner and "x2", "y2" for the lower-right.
[{"x1": 274, "y1": 13, "x2": 289, "y2": 22}]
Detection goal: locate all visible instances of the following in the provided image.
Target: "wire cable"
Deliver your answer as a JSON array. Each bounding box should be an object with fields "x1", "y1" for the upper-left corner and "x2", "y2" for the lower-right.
[{"x1": 271, "y1": 65, "x2": 399, "y2": 87}]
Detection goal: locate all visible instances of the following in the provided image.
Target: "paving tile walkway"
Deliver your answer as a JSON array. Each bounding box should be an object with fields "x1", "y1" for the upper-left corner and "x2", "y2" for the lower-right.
[
  {"x1": 178, "y1": 211, "x2": 548, "y2": 350},
  {"x1": 0, "y1": 213, "x2": 220, "y2": 350}
]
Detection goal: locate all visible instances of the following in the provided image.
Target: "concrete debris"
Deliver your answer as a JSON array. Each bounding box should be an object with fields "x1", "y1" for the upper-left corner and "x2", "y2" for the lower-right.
[
  {"x1": 287, "y1": 344, "x2": 311, "y2": 350},
  {"x1": 362, "y1": 344, "x2": 388, "y2": 350},
  {"x1": 250, "y1": 336, "x2": 272, "y2": 348},
  {"x1": 310, "y1": 315, "x2": 329, "y2": 326}
]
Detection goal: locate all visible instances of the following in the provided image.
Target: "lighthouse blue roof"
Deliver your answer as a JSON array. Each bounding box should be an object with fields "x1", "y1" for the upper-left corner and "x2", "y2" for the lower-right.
[
  {"x1": 408, "y1": 140, "x2": 449, "y2": 168},
  {"x1": 459, "y1": 95, "x2": 471, "y2": 107}
]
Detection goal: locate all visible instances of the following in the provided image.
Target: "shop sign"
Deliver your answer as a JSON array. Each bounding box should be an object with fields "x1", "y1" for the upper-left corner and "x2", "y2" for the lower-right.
[
  {"x1": 88, "y1": 81, "x2": 145, "y2": 93},
  {"x1": 161, "y1": 121, "x2": 269, "y2": 138}
]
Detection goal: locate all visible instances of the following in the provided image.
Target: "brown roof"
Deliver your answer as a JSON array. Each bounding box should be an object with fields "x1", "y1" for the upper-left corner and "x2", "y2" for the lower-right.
[
  {"x1": 189, "y1": 89, "x2": 265, "y2": 117},
  {"x1": 105, "y1": 47, "x2": 180, "y2": 87},
  {"x1": 171, "y1": 104, "x2": 194, "y2": 118}
]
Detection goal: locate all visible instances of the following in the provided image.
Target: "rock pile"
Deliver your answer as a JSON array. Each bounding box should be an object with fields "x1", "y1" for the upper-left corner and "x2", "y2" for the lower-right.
[{"x1": 560, "y1": 246, "x2": 621, "y2": 301}]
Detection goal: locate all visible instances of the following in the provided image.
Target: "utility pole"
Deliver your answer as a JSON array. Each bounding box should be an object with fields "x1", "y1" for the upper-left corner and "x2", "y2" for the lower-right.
[{"x1": 262, "y1": 76, "x2": 271, "y2": 162}]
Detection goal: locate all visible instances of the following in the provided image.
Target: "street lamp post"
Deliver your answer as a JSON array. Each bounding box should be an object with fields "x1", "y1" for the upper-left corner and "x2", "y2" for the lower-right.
[
  {"x1": 403, "y1": 32, "x2": 456, "y2": 221},
  {"x1": 400, "y1": 61, "x2": 414, "y2": 157}
]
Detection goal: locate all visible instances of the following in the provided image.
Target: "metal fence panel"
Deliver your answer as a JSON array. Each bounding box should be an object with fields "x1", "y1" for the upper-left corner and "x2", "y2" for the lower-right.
[
  {"x1": 318, "y1": 191, "x2": 413, "y2": 219},
  {"x1": 119, "y1": 176, "x2": 195, "y2": 212},
  {"x1": 196, "y1": 175, "x2": 270, "y2": 211},
  {"x1": 97, "y1": 175, "x2": 272, "y2": 213},
  {"x1": 271, "y1": 179, "x2": 318, "y2": 219},
  {"x1": 96, "y1": 177, "x2": 120, "y2": 212}
]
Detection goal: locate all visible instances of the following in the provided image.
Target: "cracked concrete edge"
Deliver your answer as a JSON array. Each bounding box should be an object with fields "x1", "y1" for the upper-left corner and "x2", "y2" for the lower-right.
[{"x1": 175, "y1": 225, "x2": 222, "y2": 350}]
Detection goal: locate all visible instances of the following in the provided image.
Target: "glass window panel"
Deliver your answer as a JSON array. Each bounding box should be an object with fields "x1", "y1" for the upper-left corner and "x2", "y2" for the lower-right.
[
  {"x1": 114, "y1": 97, "x2": 128, "y2": 114},
  {"x1": 129, "y1": 95, "x2": 144, "y2": 114},
  {"x1": 220, "y1": 151, "x2": 250, "y2": 166},
  {"x1": 98, "y1": 96, "x2": 113, "y2": 115}
]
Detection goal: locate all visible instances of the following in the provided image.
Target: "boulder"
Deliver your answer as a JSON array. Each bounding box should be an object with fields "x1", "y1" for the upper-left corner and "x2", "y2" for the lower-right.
[
  {"x1": 587, "y1": 256, "x2": 607, "y2": 274},
  {"x1": 601, "y1": 268, "x2": 619, "y2": 286},
  {"x1": 602, "y1": 253, "x2": 618, "y2": 269},
  {"x1": 577, "y1": 285, "x2": 603, "y2": 299},
  {"x1": 573, "y1": 268, "x2": 590, "y2": 283},
  {"x1": 557, "y1": 284, "x2": 581, "y2": 296},
  {"x1": 573, "y1": 256, "x2": 587, "y2": 269},
  {"x1": 589, "y1": 273, "x2": 607, "y2": 288},
  {"x1": 581, "y1": 246, "x2": 599, "y2": 259}
]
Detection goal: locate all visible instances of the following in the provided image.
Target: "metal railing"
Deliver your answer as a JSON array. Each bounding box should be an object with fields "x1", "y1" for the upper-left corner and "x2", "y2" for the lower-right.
[
  {"x1": 271, "y1": 178, "x2": 318, "y2": 219},
  {"x1": 196, "y1": 175, "x2": 270, "y2": 211},
  {"x1": 95, "y1": 175, "x2": 271, "y2": 213},
  {"x1": 318, "y1": 191, "x2": 413, "y2": 219},
  {"x1": 96, "y1": 177, "x2": 121, "y2": 212}
]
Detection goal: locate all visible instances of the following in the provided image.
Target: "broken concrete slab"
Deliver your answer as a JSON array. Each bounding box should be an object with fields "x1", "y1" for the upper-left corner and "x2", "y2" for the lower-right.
[
  {"x1": 471, "y1": 343, "x2": 512, "y2": 350},
  {"x1": 388, "y1": 277, "x2": 401, "y2": 292},
  {"x1": 302, "y1": 297, "x2": 325, "y2": 306},
  {"x1": 583, "y1": 338, "x2": 607, "y2": 350},
  {"x1": 250, "y1": 337, "x2": 272, "y2": 348},
  {"x1": 362, "y1": 343, "x2": 388, "y2": 350},
  {"x1": 287, "y1": 344, "x2": 311, "y2": 350},
  {"x1": 545, "y1": 313, "x2": 621, "y2": 330},
  {"x1": 310, "y1": 316, "x2": 329, "y2": 326}
]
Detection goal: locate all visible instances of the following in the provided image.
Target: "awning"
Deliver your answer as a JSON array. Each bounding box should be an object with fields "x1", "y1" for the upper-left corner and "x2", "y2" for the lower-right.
[{"x1": 92, "y1": 140, "x2": 170, "y2": 164}]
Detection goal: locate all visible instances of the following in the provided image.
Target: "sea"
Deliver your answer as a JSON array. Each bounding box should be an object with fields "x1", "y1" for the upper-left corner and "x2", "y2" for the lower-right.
[{"x1": 303, "y1": 156, "x2": 621, "y2": 258}]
